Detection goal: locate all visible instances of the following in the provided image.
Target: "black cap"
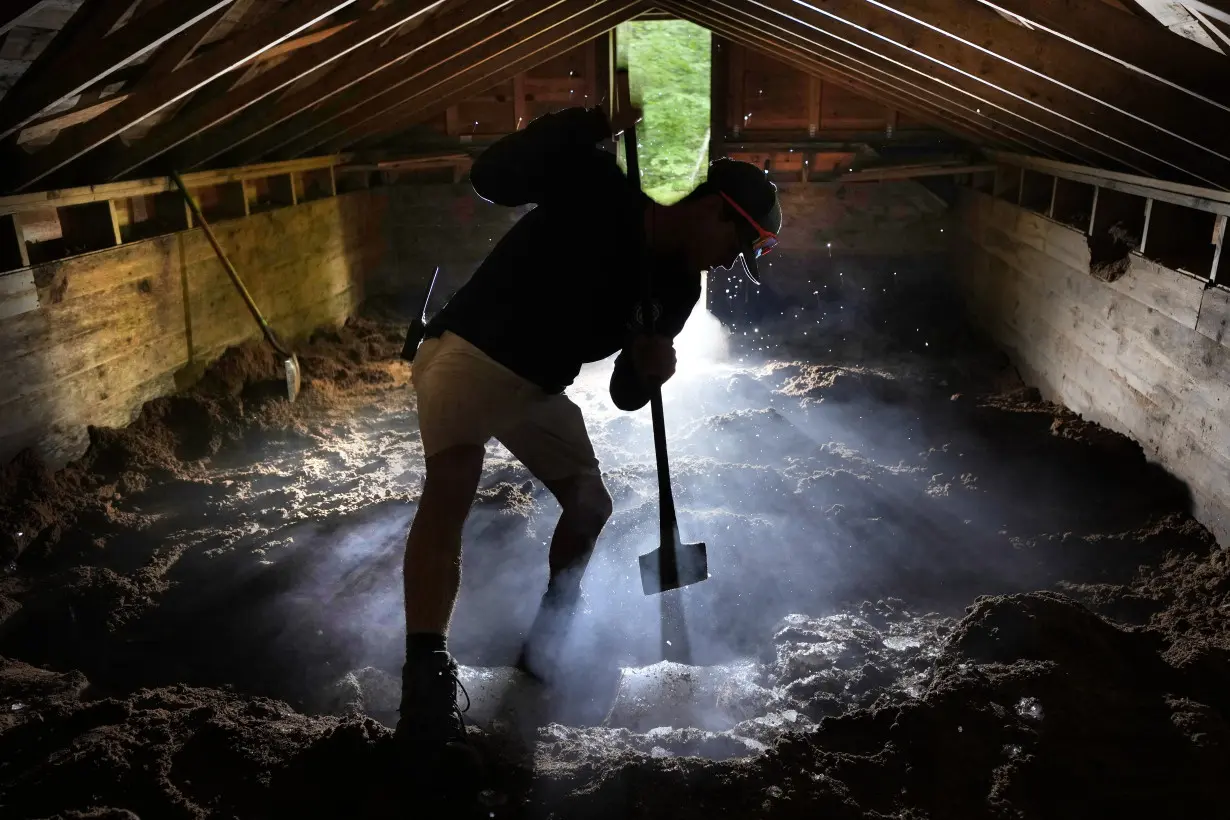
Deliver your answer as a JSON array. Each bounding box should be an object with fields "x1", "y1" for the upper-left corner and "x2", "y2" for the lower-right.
[{"x1": 702, "y1": 158, "x2": 782, "y2": 283}]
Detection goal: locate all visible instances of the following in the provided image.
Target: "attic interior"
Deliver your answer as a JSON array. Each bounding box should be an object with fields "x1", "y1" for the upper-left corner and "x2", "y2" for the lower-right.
[{"x1": 2, "y1": 0, "x2": 1230, "y2": 816}]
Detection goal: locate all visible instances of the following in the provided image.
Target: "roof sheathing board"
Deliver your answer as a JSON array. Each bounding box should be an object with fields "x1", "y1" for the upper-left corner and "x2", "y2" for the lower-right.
[{"x1": 0, "y1": 0, "x2": 1227, "y2": 192}]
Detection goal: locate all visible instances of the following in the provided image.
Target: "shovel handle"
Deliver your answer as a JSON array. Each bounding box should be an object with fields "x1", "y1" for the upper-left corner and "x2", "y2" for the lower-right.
[
  {"x1": 617, "y1": 70, "x2": 682, "y2": 567},
  {"x1": 171, "y1": 171, "x2": 291, "y2": 358}
]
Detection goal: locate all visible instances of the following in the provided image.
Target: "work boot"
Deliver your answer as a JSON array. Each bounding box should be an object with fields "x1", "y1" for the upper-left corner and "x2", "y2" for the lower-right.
[
  {"x1": 394, "y1": 650, "x2": 484, "y2": 788},
  {"x1": 516, "y1": 580, "x2": 584, "y2": 684}
]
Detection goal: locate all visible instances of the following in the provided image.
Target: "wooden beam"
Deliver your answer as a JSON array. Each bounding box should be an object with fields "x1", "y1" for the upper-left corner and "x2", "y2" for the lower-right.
[
  {"x1": 1189, "y1": 4, "x2": 1230, "y2": 51},
  {"x1": 0, "y1": 0, "x2": 234, "y2": 139},
  {"x1": 221, "y1": 0, "x2": 591, "y2": 164},
  {"x1": 807, "y1": 75, "x2": 822, "y2": 137},
  {"x1": 988, "y1": 149, "x2": 1230, "y2": 215},
  {"x1": 979, "y1": 1, "x2": 1230, "y2": 114},
  {"x1": 669, "y1": 0, "x2": 1065, "y2": 157},
  {"x1": 1189, "y1": 1, "x2": 1230, "y2": 26},
  {"x1": 592, "y1": 30, "x2": 613, "y2": 113},
  {"x1": 750, "y1": 0, "x2": 1230, "y2": 186},
  {"x1": 1130, "y1": 0, "x2": 1224, "y2": 49},
  {"x1": 512, "y1": 72, "x2": 527, "y2": 130},
  {"x1": 844, "y1": 0, "x2": 1230, "y2": 185},
  {"x1": 310, "y1": 0, "x2": 643, "y2": 153},
  {"x1": 16, "y1": 96, "x2": 127, "y2": 145},
  {"x1": 710, "y1": 33, "x2": 729, "y2": 162},
  {"x1": 1210, "y1": 213, "x2": 1227, "y2": 282},
  {"x1": 4, "y1": 0, "x2": 361, "y2": 193},
  {"x1": 838, "y1": 163, "x2": 996, "y2": 181},
  {"x1": 157, "y1": 0, "x2": 509, "y2": 173},
  {"x1": 255, "y1": 20, "x2": 355, "y2": 62},
  {"x1": 666, "y1": 0, "x2": 1052, "y2": 157},
  {"x1": 93, "y1": 0, "x2": 446, "y2": 182},
  {"x1": 727, "y1": 38, "x2": 745, "y2": 136},
  {"x1": 584, "y1": 35, "x2": 596, "y2": 107},
  {"x1": 677, "y1": 7, "x2": 995, "y2": 149},
  {"x1": 723, "y1": 136, "x2": 960, "y2": 150},
  {"x1": 0, "y1": 154, "x2": 349, "y2": 217},
  {"x1": 0, "y1": 1, "x2": 49, "y2": 37},
  {"x1": 136, "y1": 3, "x2": 243, "y2": 78},
  {"x1": 0, "y1": 0, "x2": 142, "y2": 131}
]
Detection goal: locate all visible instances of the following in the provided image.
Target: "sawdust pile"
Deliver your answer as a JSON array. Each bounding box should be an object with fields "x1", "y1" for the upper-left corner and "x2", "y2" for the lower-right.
[
  {"x1": 2, "y1": 285, "x2": 1229, "y2": 818},
  {"x1": 0, "y1": 317, "x2": 405, "y2": 564},
  {"x1": 3, "y1": 581, "x2": 1229, "y2": 818}
]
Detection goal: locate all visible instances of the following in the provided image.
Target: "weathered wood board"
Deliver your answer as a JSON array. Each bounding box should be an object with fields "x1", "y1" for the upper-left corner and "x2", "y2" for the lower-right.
[
  {"x1": 953, "y1": 188, "x2": 1230, "y2": 545},
  {"x1": 0, "y1": 191, "x2": 397, "y2": 467},
  {"x1": 1196, "y1": 285, "x2": 1230, "y2": 347}
]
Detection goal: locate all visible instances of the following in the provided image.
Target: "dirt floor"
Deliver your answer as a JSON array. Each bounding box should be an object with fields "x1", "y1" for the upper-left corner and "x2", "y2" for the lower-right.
[{"x1": 1, "y1": 272, "x2": 1229, "y2": 819}]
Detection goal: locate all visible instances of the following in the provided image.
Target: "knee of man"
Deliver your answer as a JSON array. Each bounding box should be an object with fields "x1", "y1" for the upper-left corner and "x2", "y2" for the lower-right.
[{"x1": 568, "y1": 474, "x2": 613, "y2": 531}]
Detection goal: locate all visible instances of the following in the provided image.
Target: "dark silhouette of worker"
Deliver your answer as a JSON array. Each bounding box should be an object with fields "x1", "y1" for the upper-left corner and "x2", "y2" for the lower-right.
[{"x1": 396, "y1": 102, "x2": 783, "y2": 781}]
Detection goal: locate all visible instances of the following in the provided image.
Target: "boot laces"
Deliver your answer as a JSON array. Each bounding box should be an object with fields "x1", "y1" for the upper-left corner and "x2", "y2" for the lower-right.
[{"x1": 443, "y1": 657, "x2": 471, "y2": 734}]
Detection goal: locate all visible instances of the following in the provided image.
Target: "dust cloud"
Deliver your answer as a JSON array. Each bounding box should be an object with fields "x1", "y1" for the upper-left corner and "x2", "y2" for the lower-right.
[{"x1": 1, "y1": 262, "x2": 1227, "y2": 818}]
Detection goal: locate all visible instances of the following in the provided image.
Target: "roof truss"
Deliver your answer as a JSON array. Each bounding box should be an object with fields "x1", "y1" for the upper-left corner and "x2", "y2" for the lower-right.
[
  {"x1": 2, "y1": 0, "x2": 1230, "y2": 192},
  {"x1": 283, "y1": 0, "x2": 644, "y2": 159}
]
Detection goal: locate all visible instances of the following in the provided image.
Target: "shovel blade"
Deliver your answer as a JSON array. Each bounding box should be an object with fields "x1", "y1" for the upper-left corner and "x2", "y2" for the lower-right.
[
  {"x1": 284, "y1": 354, "x2": 302, "y2": 403},
  {"x1": 639, "y1": 541, "x2": 708, "y2": 595}
]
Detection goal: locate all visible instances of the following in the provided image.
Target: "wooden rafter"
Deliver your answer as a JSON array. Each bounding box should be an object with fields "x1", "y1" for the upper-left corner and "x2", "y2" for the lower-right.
[
  {"x1": 4, "y1": 0, "x2": 362, "y2": 194},
  {"x1": 667, "y1": 0, "x2": 1070, "y2": 160},
  {"x1": 0, "y1": 1, "x2": 49, "y2": 37},
  {"x1": 136, "y1": 1, "x2": 251, "y2": 79},
  {"x1": 700, "y1": 0, "x2": 1092, "y2": 163},
  {"x1": 672, "y1": 5, "x2": 983, "y2": 146},
  {"x1": 664, "y1": 0, "x2": 1039, "y2": 156},
  {"x1": 325, "y1": 0, "x2": 645, "y2": 152},
  {"x1": 94, "y1": 0, "x2": 447, "y2": 181},
  {"x1": 1127, "y1": 0, "x2": 1224, "y2": 49},
  {"x1": 291, "y1": 0, "x2": 639, "y2": 157},
  {"x1": 155, "y1": 0, "x2": 515, "y2": 173},
  {"x1": 1189, "y1": 0, "x2": 1230, "y2": 25},
  {"x1": 1188, "y1": 3, "x2": 1230, "y2": 49},
  {"x1": 673, "y1": 0, "x2": 996, "y2": 146},
  {"x1": 17, "y1": 97, "x2": 128, "y2": 145},
  {"x1": 1, "y1": 0, "x2": 141, "y2": 126},
  {"x1": 824, "y1": 0, "x2": 1230, "y2": 183},
  {"x1": 978, "y1": 0, "x2": 1230, "y2": 114},
  {"x1": 0, "y1": 1, "x2": 240, "y2": 141},
  {"x1": 204, "y1": 0, "x2": 574, "y2": 167},
  {"x1": 737, "y1": 0, "x2": 1229, "y2": 186}
]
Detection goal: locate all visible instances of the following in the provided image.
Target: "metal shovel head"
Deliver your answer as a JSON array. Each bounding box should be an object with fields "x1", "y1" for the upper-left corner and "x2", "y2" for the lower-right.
[
  {"x1": 284, "y1": 354, "x2": 302, "y2": 403},
  {"x1": 639, "y1": 540, "x2": 709, "y2": 595}
]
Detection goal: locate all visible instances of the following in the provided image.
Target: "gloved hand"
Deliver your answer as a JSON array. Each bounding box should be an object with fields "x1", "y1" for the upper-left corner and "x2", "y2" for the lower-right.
[{"x1": 632, "y1": 334, "x2": 676, "y2": 386}]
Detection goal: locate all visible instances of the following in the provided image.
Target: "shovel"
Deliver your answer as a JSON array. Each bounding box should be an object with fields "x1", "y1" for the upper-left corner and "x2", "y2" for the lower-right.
[
  {"x1": 400, "y1": 265, "x2": 441, "y2": 362},
  {"x1": 171, "y1": 171, "x2": 301, "y2": 403},
  {"x1": 615, "y1": 70, "x2": 710, "y2": 598}
]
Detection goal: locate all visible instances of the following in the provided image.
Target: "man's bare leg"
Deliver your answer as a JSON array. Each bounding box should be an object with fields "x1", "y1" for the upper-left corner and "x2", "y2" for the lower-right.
[
  {"x1": 397, "y1": 444, "x2": 485, "y2": 753},
  {"x1": 518, "y1": 474, "x2": 613, "y2": 679}
]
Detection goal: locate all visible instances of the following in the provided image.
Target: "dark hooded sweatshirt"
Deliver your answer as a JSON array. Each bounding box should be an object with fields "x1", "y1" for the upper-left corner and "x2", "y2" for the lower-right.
[{"x1": 422, "y1": 106, "x2": 700, "y2": 412}]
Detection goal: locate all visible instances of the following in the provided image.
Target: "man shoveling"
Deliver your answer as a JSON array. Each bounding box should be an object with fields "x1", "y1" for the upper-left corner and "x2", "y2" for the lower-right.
[{"x1": 397, "y1": 101, "x2": 783, "y2": 778}]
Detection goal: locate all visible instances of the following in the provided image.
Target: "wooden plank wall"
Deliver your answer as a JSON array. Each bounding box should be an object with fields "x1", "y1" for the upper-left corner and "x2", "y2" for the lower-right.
[
  {"x1": 0, "y1": 191, "x2": 391, "y2": 468},
  {"x1": 0, "y1": 174, "x2": 533, "y2": 470},
  {"x1": 720, "y1": 40, "x2": 936, "y2": 177},
  {"x1": 411, "y1": 35, "x2": 930, "y2": 150},
  {"x1": 953, "y1": 188, "x2": 1230, "y2": 545}
]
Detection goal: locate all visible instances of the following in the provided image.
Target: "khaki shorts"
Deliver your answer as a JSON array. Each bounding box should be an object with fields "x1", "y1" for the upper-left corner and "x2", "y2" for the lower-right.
[{"x1": 411, "y1": 331, "x2": 600, "y2": 482}]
